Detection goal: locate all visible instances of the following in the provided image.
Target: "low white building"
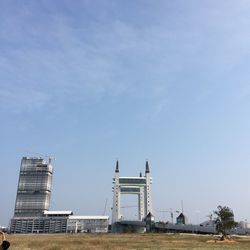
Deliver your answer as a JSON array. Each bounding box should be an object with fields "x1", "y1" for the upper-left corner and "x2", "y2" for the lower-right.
[
  {"x1": 67, "y1": 216, "x2": 109, "y2": 233},
  {"x1": 10, "y1": 211, "x2": 109, "y2": 234}
]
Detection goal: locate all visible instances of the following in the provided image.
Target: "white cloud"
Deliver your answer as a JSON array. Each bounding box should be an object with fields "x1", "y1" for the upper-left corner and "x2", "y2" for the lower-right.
[{"x1": 1, "y1": 0, "x2": 250, "y2": 114}]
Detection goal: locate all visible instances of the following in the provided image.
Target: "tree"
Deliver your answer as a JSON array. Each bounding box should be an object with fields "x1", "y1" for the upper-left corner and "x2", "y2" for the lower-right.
[{"x1": 213, "y1": 205, "x2": 238, "y2": 239}]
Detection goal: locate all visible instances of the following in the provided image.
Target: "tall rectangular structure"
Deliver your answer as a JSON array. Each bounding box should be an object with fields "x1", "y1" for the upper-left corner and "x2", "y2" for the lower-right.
[
  {"x1": 14, "y1": 157, "x2": 53, "y2": 217},
  {"x1": 112, "y1": 161, "x2": 153, "y2": 227}
]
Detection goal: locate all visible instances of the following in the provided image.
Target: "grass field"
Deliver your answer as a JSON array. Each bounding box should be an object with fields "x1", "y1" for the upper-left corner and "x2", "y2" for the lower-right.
[{"x1": 5, "y1": 233, "x2": 250, "y2": 250}]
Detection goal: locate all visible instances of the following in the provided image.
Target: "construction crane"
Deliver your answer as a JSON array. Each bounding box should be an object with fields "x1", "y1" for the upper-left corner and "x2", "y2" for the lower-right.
[
  {"x1": 156, "y1": 209, "x2": 179, "y2": 223},
  {"x1": 103, "y1": 199, "x2": 108, "y2": 215}
]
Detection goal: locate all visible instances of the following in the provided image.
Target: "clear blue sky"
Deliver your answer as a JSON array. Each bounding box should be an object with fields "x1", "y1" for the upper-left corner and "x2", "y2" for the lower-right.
[{"x1": 1, "y1": 0, "x2": 250, "y2": 226}]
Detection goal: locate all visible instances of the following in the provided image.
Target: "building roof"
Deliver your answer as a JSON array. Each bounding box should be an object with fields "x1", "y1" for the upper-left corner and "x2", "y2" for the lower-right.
[
  {"x1": 44, "y1": 211, "x2": 73, "y2": 215},
  {"x1": 119, "y1": 177, "x2": 146, "y2": 179},
  {"x1": 68, "y1": 215, "x2": 109, "y2": 220}
]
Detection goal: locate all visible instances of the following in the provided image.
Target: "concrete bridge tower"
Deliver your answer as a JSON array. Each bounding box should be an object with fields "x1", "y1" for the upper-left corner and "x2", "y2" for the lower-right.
[{"x1": 111, "y1": 161, "x2": 153, "y2": 226}]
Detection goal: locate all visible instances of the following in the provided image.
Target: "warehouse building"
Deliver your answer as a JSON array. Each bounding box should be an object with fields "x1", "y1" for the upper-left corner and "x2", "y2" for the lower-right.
[
  {"x1": 67, "y1": 216, "x2": 109, "y2": 233},
  {"x1": 10, "y1": 211, "x2": 108, "y2": 234}
]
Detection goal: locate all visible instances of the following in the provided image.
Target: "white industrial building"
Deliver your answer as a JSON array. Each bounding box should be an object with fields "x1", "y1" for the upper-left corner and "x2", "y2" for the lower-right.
[
  {"x1": 10, "y1": 211, "x2": 109, "y2": 234},
  {"x1": 67, "y1": 216, "x2": 109, "y2": 233}
]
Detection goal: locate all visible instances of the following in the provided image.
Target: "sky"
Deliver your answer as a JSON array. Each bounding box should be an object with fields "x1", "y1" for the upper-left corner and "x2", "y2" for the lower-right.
[{"x1": 1, "y1": 0, "x2": 250, "y2": 226}]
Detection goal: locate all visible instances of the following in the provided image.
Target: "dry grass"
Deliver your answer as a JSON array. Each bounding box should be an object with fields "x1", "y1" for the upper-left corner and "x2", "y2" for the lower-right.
[{"x1": 5, "y1": 233, "x2": 250, "y2": 249}]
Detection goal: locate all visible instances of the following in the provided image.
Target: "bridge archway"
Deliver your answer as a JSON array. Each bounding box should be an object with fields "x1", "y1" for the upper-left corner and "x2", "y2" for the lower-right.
[{"x1": 112, "y1": 161, "x2": 153, "y2": 225}]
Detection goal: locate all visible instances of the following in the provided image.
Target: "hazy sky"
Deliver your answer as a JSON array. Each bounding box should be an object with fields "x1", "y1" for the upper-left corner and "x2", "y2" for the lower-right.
[{"x1": 1, "y1": 0, "x2": 250, "y2": 226}]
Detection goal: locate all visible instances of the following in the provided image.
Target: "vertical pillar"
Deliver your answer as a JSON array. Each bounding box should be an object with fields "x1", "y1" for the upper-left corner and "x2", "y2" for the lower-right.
[
  {"x1": 138, "y1": 186, "x2": 145, "y2": 220},
  {"x1": 112, "y1": 161, "x2": 121, "y2": 224},
  {"x1": 145, "y1": 161, "x2": 153, "y2": 216}
]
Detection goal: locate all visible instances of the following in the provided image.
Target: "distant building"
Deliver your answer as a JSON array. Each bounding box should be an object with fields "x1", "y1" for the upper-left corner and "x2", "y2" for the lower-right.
[
  {"x1": 199, "y1": 219, "x2": 215, "y2": 227},
  {"x1": 10, "y1": 211, "x2": 70, "y2": 234},
  {"x1": 10, "y1": 157, "x2": 53, "y2": 233},
  {"x1": 67, "y1": 216, "x2": 109, "y2": 233},
  {"x1": 13, "y1": 157, "x2": 53, "y2": 217},
  {"x1": 176, "y1": 213, "x2": 188, "y2": 225},
  {"x1": 10, "y1": 210, "x2": 109, "y2": 234},
  {"x1": 10, "y1": 157, "x2": 109, "y2": 234},
  {"x1": 145, "y1": 212, "x2": 155, "y2": 232}
]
